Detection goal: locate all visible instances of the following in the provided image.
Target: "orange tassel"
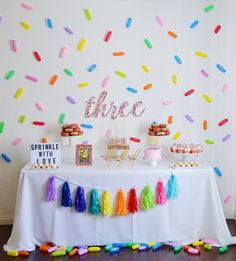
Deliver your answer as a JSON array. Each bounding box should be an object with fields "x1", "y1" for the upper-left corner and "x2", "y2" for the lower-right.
[{"x1": 116, "y1": 189, "x2": 127, "y2": 215}]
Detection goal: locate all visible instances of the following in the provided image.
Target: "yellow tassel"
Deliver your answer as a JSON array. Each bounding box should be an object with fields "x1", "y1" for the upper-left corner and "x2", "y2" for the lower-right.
[
  {"x1": 102, "y1": 191, "x2": 113, "y2": 216},
  {"x1": 116, "y1": 189, "x2": 127, "y2": 215}
]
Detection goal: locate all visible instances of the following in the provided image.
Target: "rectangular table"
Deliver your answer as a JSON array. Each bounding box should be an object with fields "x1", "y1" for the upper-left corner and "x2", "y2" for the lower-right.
[{"x1": 4, "y1": 160, "x2": 236, "y2": 251}]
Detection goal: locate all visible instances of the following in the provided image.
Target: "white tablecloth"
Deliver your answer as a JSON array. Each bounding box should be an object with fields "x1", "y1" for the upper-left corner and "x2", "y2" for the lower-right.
[{"x1": 4, "y1": 160, "x2": 236, "y2": 251}]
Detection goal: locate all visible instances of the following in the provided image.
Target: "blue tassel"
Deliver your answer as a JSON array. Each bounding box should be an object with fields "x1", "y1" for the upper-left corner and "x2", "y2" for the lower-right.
[
  {"x1": 62, "y1": 181, "x2": 73, "y2": 207},
  {"x1": 166, "y1": 174, "x2": 180, "y2": 199},
  {"x1": 89, "y1": 189, "x2": 101, "y2": 215},
  {"x1": 74, "y1": 186, "x2": 86, "y2": 213}
]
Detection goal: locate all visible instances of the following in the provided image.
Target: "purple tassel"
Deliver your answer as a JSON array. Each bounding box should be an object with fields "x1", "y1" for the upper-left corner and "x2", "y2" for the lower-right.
[
  {"x1": 62, "y1": 181, "x2": 73, "y2": 207},
  {"x1": 47, "y1": 176, "x2": 57, "y2": 201},
  {"x1": 74, "y1": 186, "x2": 86, "y2": 213}
]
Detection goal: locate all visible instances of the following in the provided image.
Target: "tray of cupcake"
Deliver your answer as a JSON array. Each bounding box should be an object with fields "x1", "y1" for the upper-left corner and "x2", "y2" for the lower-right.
[
  {"x1": 170, "y1": 143, "x2": 203, "y2": 162},
  {"x1": 170, "y1": 143, "x2": 203, "y2": 155}
]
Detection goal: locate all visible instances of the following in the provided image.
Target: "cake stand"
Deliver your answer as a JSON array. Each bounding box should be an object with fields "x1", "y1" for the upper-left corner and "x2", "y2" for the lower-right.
[
  {"x1": 143, "y1": 157, "x2": 162, "y2": 166},
  {"x1": 143, "y1": 146, "x2": 162, "y2": 166},
  {"x1": 147, "y1": 135, "x2": 161, "y2": 146},
  {"x1": 61, "y1": 136, "x2": 76, "y2": 163}
]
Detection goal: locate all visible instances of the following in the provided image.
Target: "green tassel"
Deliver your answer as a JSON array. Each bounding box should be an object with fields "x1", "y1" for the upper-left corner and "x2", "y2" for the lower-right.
[
  {"x1": 141, "y1": 185, "x2": 154, "y2": 210},
  {"x1": 89, "y1": 189, "x2": 101, "y2": 215}
]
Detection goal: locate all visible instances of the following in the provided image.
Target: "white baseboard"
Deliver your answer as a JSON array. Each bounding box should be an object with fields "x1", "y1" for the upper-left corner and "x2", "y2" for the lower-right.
[
  {"x1": 224, "y1": 211, "x2": 236, "y2": 220},
  {"x1": 0, "y1": 216, "x2": 13, "y2": 225}
]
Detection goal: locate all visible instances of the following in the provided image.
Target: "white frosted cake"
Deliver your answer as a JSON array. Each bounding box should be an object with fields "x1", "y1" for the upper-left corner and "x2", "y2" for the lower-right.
[{"x1": 144, "y1": 147, "x2": 162, "y2": 160}]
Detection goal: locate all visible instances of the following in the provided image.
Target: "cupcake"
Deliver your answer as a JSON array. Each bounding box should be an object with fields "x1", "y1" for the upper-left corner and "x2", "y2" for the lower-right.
[
  {"x1": 184, "y1": 145, "x2": 191, "y2": 154},
  {"x1": 196, "y1": 144, "x2": 203, "y2": 153},
  {"x1": 177, "y1": 144, "x2": 184, "y2": 153},
  {"x1": 171, "y1": 144, "x2": 177, "y2": 153},
  {"x1": 191, "y1": 145, "x2": 198, "y2": 154}
]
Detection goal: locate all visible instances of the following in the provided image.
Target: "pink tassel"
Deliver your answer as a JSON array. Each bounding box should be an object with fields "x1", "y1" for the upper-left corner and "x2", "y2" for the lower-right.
[{"x1": 157, "y1": 180, "x2": 167, "y2": 204}]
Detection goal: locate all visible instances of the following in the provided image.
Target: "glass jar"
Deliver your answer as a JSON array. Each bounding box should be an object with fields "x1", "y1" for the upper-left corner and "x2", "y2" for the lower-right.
[{"x1": 62, "y1": 136, "x2": 76, "y2": 164}]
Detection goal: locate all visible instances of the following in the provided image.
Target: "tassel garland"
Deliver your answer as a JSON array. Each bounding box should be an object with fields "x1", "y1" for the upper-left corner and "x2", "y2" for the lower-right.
[
  {"x1": 128, "y1": 188, "x2": 138, "y2": 213},
  {"x1": 166, "y1": 175, "x2": 180, "y2": 199},
  {"x1": 116, "y1": 189, "x2": 127, "y2": 215},
  {"x1": 74, "y1": 186, "x2": 86, "y2": 213},
  {"x1": 156, "y1": 180, "x2": 167, "y2": 205},
  {"x1": 101, "y1": 191, "x2": 112, "y2": 216},
  {"x1": 47, "y1": 176, "x2": 57, "y2": 201},
  {"x1": 61, "y1": 181, "x2": 73, "y2": 207},
  {"x1": 48, "y1": 172, "x2": 180, "y2": 216},
  {"x1": 141, "y1": 185, "x2": 154, "y2": 210},
  {"x1": 89, "y1": 189, "x2": 101, "y2": 214}
]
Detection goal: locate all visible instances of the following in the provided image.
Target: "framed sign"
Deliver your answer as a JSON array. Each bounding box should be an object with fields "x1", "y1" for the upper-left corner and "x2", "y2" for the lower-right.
[
  {"x1": 30, "y1": 143, "x2": 61, "y2": 165},
  {"x1": 76, "y1": 144, "x2": 92, "y2": 166}
]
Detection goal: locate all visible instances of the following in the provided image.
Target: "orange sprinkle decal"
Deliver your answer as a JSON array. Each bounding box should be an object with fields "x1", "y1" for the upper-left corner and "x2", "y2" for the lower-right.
[
  {"x1": 50, "y1": 75, "x2": 58, "y2": 85},
  {"x1": 143, "y1": 83, "x2": 153, "y2": 90},
  {"x1": 112, "y1": 52, "x2": 125, "y2": 56},
  {"x1": 168, "y1": 115, "x2": 173, "y2": 124},
  {"x1": 168, "y1": 31, "x2": 177, "y2": 38}
]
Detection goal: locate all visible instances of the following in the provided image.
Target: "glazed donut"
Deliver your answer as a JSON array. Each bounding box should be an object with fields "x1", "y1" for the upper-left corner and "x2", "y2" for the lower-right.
[
  {"x1": 69, "y1": 123, "x2": 78, "y2": 129},
  {"x1": 148, "y1": 131, "x2": 156, "y2": 136},
  {"x1": 61, "y1": 131, "x2": 69, "y2": 136}
]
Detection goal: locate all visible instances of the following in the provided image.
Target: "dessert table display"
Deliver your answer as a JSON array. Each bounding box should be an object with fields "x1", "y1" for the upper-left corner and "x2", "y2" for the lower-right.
[
  {"x1": 4, "y1": 159, "x2": 236, "y2": 252},
  {"x1": 4, "y1": 121, "x2": 236, "y2": 257}
]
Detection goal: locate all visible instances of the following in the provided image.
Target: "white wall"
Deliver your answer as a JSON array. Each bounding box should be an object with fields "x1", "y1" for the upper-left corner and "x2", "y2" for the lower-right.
[{"x1": 0, "y1": 0, "x2": 235, "y2": 223}]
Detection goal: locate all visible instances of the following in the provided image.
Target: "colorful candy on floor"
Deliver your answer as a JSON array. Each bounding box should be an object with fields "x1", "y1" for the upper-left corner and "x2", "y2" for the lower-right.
[{"x1": 6, "y1": 241, "x2": 227, "y2": 257}]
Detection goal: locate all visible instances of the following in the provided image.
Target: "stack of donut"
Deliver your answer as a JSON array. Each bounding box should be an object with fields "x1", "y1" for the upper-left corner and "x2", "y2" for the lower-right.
[
  {"x1": 148, "y1": 123, "x2": 170, "y2": 136},
  {"x1": 61, "y1": 123, "x2": 83, "y2": 136}
]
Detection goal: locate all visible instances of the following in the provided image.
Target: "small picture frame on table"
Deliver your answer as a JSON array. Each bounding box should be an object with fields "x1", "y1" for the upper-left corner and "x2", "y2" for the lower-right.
[{"x1": 76, "y1": 144, "x2": 92, "y2": 166}]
